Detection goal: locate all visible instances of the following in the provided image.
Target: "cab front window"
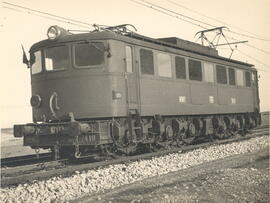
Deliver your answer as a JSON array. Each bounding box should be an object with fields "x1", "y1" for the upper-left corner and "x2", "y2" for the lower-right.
[
  {"x1": 44, "y1": 46, "x2": 69, "y2": 71},
  {"x1": 31, "y1": 51, "x2": 42, "y2": 74},
  {"x1": 74, "y1": 42, "x2": 105, "y2": 67}
]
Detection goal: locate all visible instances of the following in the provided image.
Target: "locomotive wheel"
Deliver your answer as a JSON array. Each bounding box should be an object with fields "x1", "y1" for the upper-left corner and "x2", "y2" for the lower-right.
[
  {"x1": 171, "y1": 119, "x2": 188, "y2": 146},
  {"x1": 165, "y1": 125, "x2": 173, "y2": 140},
  {"x1": 188, "y1": 122, "x2": 196, "y2": 136},
  {"x1": 234, "y1": 119, "x2": 240, "y2": 131},
  {"x1": 213, "y1": 117, "x2": 232, "y2": 139},
  {"x1": 182, "y1": 123, "x2": 196, "y2": 144}
]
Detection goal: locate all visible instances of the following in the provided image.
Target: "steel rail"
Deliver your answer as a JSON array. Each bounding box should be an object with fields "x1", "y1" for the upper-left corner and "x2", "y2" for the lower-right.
[
  {"x1": 1, "y1": 152, "x2": 53, "y2": 167},
  {"x1": 1, "y1": 160, "x2": 67, "y2": 178},
  {"x1": 1, "y1": 126, "x2": 269, "y2": 188}
]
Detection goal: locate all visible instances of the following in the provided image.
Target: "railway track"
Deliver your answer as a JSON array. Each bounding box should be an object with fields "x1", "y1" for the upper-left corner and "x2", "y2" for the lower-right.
[
  {"x1": 1, "y1": 125, "x2": 269, "y2": 188},
  {"x1": 1, "y1": 152, "x2": 53, "y2": 167}
]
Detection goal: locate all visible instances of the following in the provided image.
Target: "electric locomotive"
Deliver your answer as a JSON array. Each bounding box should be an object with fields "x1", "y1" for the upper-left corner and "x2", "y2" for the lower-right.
[{"x1": 14, "y1": 24, "x2": 260, "y2": 159}]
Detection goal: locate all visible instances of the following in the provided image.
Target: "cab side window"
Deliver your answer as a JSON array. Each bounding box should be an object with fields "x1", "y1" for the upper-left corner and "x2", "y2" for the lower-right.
[
  {"x1": 140, "y1": 49, "x2": 154, "y2": 75},
  {"x1": 157, "y1": 53, "x2": 172, "y2": 77},
  {"x1": 175, "y1": 56, "x2": 186, "y2": 79},
  {"x1": 236, "y1": 69, "x2": 244, "y2": 86},
  {"x1": 188, "y1": 59, "x2": 202, "y2": 81},
  {"x1": 204, "y1": 62, "x2": 214, "y2": 82},
  {"x1": 245, "y1": 71, "x2": 251, "y2": 87},
  {"x1": 228, "y1": 68, "x2": 236, "y2": 85},
  {"x1": 216, "y1": 65, "x2": 227, "y2": 84}
]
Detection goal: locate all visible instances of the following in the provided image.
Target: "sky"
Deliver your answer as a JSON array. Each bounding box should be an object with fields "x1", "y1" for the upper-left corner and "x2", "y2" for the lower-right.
[{"x1": 0, "y1": 0, "x2": 270, "y2": 128}]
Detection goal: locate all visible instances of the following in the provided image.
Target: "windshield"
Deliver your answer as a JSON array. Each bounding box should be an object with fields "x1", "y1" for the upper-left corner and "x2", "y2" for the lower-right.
[
  {"x1": 31, "y1": 51, "x2": 42, "y2": 74},
  {"x1": 44, "y1": 46, "x2": 69, "y2": 71},
  {"x1": 74, "y1": 42, "x2": 104, "y2": 67}
]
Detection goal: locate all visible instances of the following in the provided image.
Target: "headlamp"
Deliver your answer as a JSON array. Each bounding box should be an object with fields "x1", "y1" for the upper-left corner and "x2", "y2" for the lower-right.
[
  {"x1": 30, "y1": 94, "x2": 42, "y2": 108},
  {"x1": 47, "y1": 25, "x2": 69, "y2": 40}
]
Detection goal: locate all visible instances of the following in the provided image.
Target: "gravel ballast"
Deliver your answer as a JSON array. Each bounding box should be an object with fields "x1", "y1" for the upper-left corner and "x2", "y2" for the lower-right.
[{"x1": 0, "y1": 135, "x2": 269, "y2": 202}]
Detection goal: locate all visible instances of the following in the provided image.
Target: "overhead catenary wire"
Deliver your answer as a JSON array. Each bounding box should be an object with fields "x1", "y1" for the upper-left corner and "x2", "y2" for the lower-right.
[
  {"x1": 131, "y1": 0, "x2": 270, "y2": 56},
  {"x1": 2, "y1": 5, "x2": 91, "y2": 29},
  {"x1": 166, "y1": 0, "x2": 270, "y2": 42},
  {"x1": 139, "y1": 0, "x2": 217, "y2": 28},
  {"x1": 3, "y1": 0, "x2": 270, "y2": 70},
  {"x1": 244, "y1": 43, "x2": 270, "y2": 55},
  {"x1": 133, "y1": 0, "x2": 270, "y2": 55},
  {"x1": 2, "y1": 1, "x2": 94, "y2": 29},
  {"x1": 1, "y1": 2, "x2": 136, "y2": 33},
  {"x1": 225, "y1": 30, "x2": 270, "y2": 42},
  {"x1": 235, "y1": 49, "x2": 270, "y2": 72},
  {"x1": 130, "y1": 0, "x2": 270, "y2": 69},
  {"x1": 139, "y1": 0, "x2": 270, "y2": 55},
  {"x1": 226, "y1": 35, "x2": 270, "y2": 55},
  {"x1": 136, "y1": 0, "x2": 270, "y2": 54},
  {"x1": 130, "y1": 0, "x2": 208, "y2": 29},
  {"x1": 4, "y1": 0, "x2": 270, "y2": 56}
]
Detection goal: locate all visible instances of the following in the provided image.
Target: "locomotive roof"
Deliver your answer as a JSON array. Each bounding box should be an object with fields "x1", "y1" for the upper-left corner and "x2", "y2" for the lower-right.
[{"x1": 30, "y1": 31, "x2": 254, "y2": 68}]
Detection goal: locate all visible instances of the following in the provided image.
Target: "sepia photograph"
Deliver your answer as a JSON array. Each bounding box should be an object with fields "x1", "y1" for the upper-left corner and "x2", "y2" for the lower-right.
[{"x1": 1, "y1": 0, "x2": 269, "y2": 202}]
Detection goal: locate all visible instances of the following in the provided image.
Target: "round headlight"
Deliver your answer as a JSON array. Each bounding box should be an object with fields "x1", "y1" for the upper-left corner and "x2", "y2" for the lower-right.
[
  {"x1": 47, "y1": 26, "x2": 61, "y2": 40},
  {"x1": 30, "y1": 95, "x2": 42, "y2": 108}
]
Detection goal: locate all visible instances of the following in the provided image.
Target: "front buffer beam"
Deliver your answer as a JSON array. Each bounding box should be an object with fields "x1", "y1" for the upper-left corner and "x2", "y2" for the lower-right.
[{"x1": 14, "y1": 121, "x2": 113, "y2": 148}]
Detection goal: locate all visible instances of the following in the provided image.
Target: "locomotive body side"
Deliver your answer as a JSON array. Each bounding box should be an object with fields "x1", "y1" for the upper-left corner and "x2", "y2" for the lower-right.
[
  {"x1": 120, "y1": 37, "x2": 258, "y2": 117},
  {"x1": 136, "y1": 46, "x2": 258, "y2": 116}
]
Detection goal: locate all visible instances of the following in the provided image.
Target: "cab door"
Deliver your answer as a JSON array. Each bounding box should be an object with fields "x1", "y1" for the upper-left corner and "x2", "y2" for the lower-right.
[{"x1": 125, "y1": 46, "x2": 140, "y2": 112}]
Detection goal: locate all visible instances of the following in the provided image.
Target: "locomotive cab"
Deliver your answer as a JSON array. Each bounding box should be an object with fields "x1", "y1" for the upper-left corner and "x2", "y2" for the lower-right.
[{"x1": 28, "y1": 26, "x2": 127, "y2": 123}]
